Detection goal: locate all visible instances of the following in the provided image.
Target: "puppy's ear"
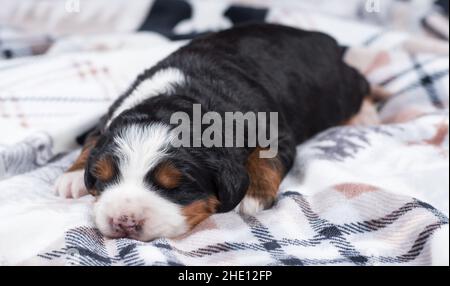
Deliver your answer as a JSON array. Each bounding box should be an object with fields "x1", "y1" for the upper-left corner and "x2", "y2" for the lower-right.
[
  {"x1": 84, "y1": 152, "x2": 99, "y2": 192},
  {"x1": 83, "y1": 135, "x2": 105, "y2": 193},
  {"x1": 209, "y1": 150, "x2": 249, "y2": 213},
  {"x1": 84, "y1": 164, "x2": 98, "y2": 191}
]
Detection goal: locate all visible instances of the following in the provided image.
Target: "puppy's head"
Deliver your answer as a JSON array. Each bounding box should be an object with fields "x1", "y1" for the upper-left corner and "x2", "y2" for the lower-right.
[{"x1": 85, "y1": 123, "x2": 248, "y2": 241}]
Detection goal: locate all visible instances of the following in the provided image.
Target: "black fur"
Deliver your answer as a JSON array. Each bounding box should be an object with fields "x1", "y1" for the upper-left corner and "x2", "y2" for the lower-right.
[{"x1": 86, "y1": 24, "x2": 369, "y2": 212}]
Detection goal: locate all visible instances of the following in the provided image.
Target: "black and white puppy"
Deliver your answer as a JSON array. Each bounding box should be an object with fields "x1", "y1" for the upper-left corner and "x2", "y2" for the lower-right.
[{"x1": 55, "y1": 24, "x2": 371, "y2": 241}]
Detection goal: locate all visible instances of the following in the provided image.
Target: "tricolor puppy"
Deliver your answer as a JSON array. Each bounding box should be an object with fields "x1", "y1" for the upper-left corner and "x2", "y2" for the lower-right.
[{"x1": 55, "y1": 24, "x2": 372, "y2": 241}]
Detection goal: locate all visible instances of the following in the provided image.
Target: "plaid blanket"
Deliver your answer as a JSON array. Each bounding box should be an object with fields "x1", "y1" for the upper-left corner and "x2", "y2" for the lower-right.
[{"x1": 0, "y1": 0, "x2": 448, "y2": 266}]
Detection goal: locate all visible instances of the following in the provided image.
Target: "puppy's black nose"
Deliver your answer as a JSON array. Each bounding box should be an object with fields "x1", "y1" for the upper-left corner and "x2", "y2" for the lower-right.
[{"x1": 111, "y1": 215, "x2": 142, "y2": 237}]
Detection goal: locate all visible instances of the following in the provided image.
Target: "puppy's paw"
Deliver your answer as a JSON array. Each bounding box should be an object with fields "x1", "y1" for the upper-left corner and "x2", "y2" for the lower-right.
[
  {"x1": 54, "y1": 170, "x2": 88, "y2": 199},
  {"x1": 237, "y1": 196, "x2": 265, "y2": 216}
]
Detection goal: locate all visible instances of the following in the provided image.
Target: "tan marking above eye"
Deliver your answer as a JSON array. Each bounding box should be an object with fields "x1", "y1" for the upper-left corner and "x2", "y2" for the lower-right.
[
  {"x1": 154, "y1": 162, "x2": 182, "y2": 189},
  {"x1": 93, "y1": 156, "x2": 115, "y2": 182}
]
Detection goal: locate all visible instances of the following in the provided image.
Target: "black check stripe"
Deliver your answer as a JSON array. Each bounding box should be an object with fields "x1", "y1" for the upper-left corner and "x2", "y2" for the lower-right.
[
  {"x1": 338, "y1": 201, "x2": 418, "y2": 235},
  {"x1": 36, "y1": 192, "x2": 448, "y2": 266},
  {"x1": 152, "y1": 238, "x2": 184, "y2": 266},
  {"x1": 287, "y1": 192, "x2": 369, "y2": 265},
  {"x1": 395, "y1": 223, "x2": 444, "y2": 262},
  {"x1": 403, "y1": 55, "x2": 447, "y2": 108},
  {"x1": 115, "y1": 239, "x2": 146, "y2": 266},
  {"x1": 284, "y1": 192, "x2": 448, "y2": 266},
  {"x1": 37, "y1": 249, "x2": 66, "y2": 260},
  {"x1": 363, "y1": 32, "x2": 385, "y2": 47},
  {"x1": 393, "y1": 69, "x2": 448, "y2": 102},
  {"x1": 375, "y1": 223, "x2": 446, "y2": 264},
  {"x1": 378, "y1": 56, "x2": 446, "y2": 87},
  {"x1": 377, "y1": 55, "x2": 448, "y2": 111},
  {"x1": 241, "y1": 215, "x2": 303, "y2": 266},
  {"x1": 65, "y1": 227, "x2": 111, "y2": 266}
]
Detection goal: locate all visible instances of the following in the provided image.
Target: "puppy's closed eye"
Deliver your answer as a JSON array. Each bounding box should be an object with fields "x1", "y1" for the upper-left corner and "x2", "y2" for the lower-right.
[{"x1": 153, "y1": 162, "x2": 182, "y2": 189}]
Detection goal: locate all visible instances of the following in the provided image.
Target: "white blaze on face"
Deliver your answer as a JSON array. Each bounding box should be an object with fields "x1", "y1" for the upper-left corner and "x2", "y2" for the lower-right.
[
  {"x1": 93, "y1": 123, "x2": 188, "y2": 241},
  {"x1": 106, "y1": 68, "x2": 186, "y2": 128}
]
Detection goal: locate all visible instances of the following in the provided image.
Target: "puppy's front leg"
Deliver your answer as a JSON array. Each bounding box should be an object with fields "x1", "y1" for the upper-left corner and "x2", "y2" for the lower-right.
[
  {"x1": 238, "y1": 135, "x2": 296, "y2": 215},
  {"x1": 54, "y1": 132, "x2": 98, "y2": 199}
]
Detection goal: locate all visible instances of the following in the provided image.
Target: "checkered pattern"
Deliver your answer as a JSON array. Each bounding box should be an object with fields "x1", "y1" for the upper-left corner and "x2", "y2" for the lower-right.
[{"x1": 34, "y1": 187, "x2": 449, "y2": 266}]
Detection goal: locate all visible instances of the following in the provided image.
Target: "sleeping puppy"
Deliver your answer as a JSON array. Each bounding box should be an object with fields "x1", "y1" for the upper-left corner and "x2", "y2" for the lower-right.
[{"x1": 54, "y1": 24, "x2": 372, "y2": 241}]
